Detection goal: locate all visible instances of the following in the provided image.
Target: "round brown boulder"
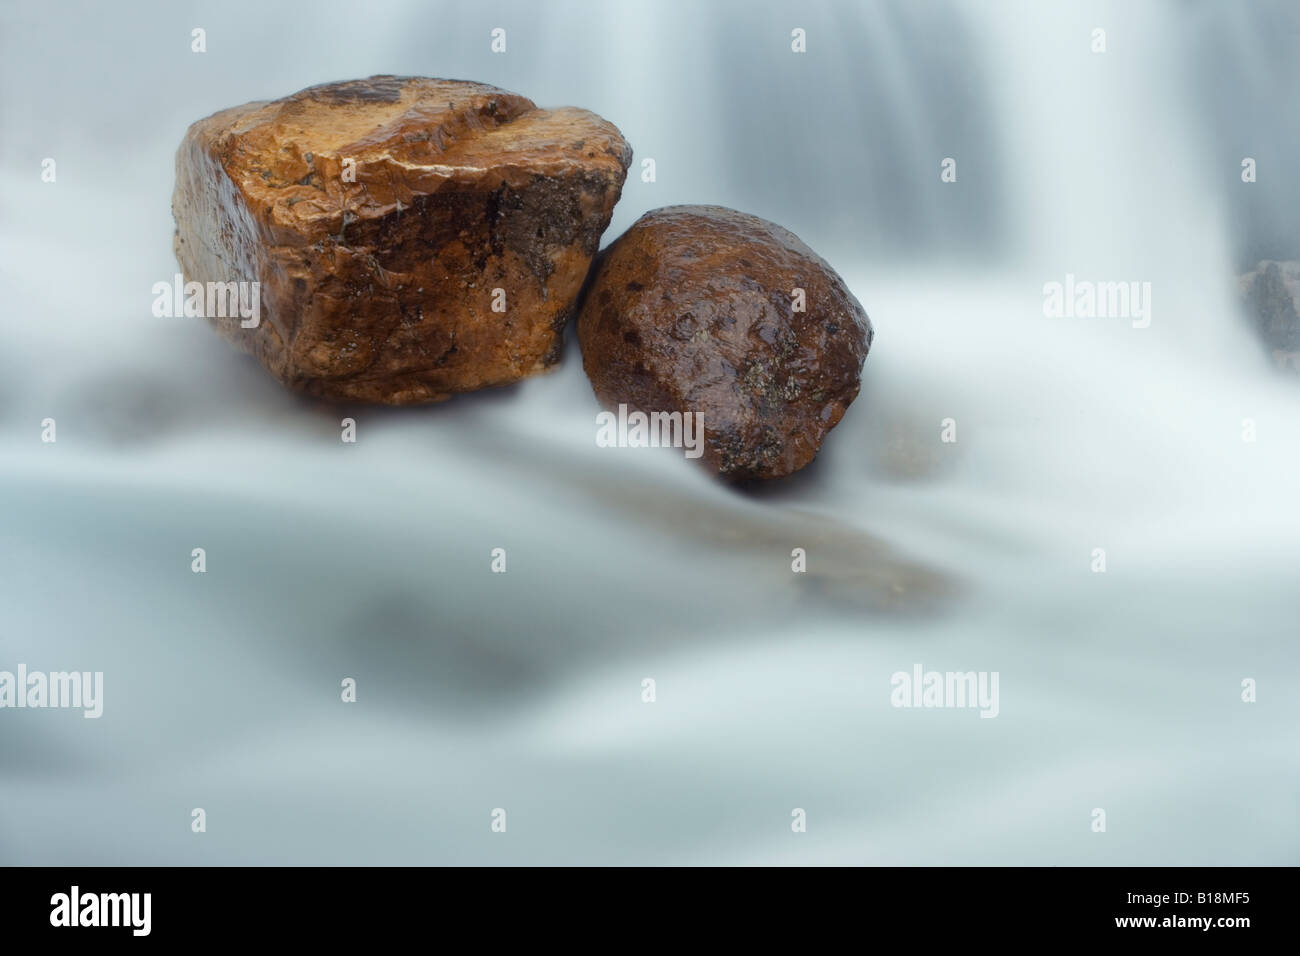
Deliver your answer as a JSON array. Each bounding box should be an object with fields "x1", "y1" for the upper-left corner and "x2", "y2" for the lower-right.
[{"x1": 577, "y1": 205, "x2": 873, "y2": 480}]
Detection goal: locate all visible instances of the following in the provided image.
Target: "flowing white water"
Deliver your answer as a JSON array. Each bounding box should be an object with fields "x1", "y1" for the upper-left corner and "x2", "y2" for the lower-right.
[{"x1": 1, "y1": 0, "x2": 1296, "y2": 864}]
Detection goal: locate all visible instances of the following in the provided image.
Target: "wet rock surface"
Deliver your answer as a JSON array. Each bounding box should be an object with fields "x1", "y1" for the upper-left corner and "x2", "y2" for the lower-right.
[
  {"x1": 173, "y1": 76, "x2": 631, "y2": 403},
  {"x1": 1240, "y1": 259, "x2": 1300, "y2": 370},
  {"x1": 577, "y1": 205, "x2": 873, "y2": 480}
]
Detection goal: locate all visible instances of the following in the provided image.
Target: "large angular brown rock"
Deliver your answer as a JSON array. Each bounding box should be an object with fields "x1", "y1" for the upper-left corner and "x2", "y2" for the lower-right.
[
  {"x1": 577, "y1": 205, "x2": 873, "y2": 481},
  {"x1": 173, "y1": 76, "x2": 631, "y2": 403}
]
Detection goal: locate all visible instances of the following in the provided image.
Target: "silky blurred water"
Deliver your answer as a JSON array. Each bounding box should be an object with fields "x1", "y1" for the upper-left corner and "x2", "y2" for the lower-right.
[{"x1": 1, "y1": 0, "x2": 1297, "y2": 864}]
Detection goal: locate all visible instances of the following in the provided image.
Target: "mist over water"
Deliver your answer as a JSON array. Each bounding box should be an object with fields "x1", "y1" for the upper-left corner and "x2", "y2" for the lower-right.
[{"x1": 1, "y1": 1, "x2": 1297, "y2": 864}]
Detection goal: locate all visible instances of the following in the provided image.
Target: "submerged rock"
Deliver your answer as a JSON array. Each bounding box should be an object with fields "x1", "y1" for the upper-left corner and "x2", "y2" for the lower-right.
[
  {"x1": 1239, "y1": 259, "x2": 1300, "y2": 370},
  {"x1": 577, "y1": 205, "x2": 872, "y2": 480},
  {"x1": 172, "y1": 76, "x2": 631, "y2": 403}
]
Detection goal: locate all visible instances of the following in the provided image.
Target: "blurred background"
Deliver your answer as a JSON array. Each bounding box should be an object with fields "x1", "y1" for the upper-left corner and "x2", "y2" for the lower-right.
[{"x1": 1, "y1": 0, "x2": 1297, "y2": 864}]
